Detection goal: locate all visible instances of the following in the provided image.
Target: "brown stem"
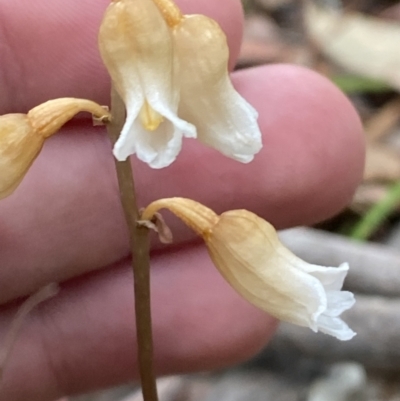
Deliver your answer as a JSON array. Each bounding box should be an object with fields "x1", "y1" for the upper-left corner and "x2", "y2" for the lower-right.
[{"x1": 106, "y1": 87, "x2": 158, "y2": 401}]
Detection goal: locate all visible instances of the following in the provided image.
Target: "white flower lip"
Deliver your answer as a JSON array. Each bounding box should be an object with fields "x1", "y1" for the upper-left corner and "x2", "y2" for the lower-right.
[{"x1": 98, "y1": 0, "x2": 262, "y2": 168}]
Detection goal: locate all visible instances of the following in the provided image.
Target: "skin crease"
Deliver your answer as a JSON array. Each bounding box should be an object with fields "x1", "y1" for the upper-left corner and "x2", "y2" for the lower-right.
[{"x1": 0, "y1": 0, "x2": 365, "y2": 400}]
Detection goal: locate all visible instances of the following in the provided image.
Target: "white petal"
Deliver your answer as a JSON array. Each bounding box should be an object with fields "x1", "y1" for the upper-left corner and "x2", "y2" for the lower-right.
[
  {"x1": 148, "y1": 98, "x2": 196, "y2": 140},
  {"x1": 299, "y1": 262, "x2": 350, "y2": 291},
  {"x1": 114, "y1": 101, "x2": 193, "y2": 166},
  {"x1": 113, "y1": 95, "x2": 193, "y2": 166},
  {"x1": 174, "y1": 15, "x2": 262, "y2": 162},
  {"x1": 132, "y1": 118, "x2": 183, "y2": 169},
  {"x1": 273, "y1": 244, "x2": 349, "y2": 291},
  {"x1": 179, "y1": 76, "x2": 262, "y2": 162},
  {"x1": 317, "y1": 314, "x2": 357, "y2": 341},
  {"x1": 325, "y1": 290, "x2": 355, "y2": 317},
  {"x1": 113, "y1": 94, "x2": 145, "y2": 161}
]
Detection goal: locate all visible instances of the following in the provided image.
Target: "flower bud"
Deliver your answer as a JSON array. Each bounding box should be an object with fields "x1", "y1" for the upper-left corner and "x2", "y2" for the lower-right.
[
  {"x1": 0, "y1": 114, "x2": 43, "y2": 199},
  {"x1": 0, "y1": 98, "x2": 110, "y2": 199},
  {"x1": 142, "y1": 198, "x2": 356, "y2": 341}
]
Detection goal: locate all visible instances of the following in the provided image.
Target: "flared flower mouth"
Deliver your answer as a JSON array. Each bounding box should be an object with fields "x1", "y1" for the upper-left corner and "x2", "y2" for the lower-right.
[
  {"x1": 305, "y1": 262, "x2": 355, "y2": 340},
  {"x1": 141, "y1": 198, "x2": 356, "y2": 341},
  {"x1": 112, "y1": 96, "x2": 196, "y2": 168}
]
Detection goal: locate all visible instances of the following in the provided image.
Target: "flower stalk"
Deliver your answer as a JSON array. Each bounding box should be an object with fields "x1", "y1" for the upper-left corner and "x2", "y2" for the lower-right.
[{"x1": 106, "y1": 87, "x2": 158, "y2": 401}]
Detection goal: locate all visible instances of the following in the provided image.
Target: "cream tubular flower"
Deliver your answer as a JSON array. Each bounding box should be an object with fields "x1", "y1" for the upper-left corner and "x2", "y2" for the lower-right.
[
  {"x1": 142, "y1": 198, "x2": 356, "y2": 341},
  {"x1": 98, "y1": 0, "x2": 196, "y2": 168},
  {"x1": 173, "y1": 15, "x2": 262, "y2": 162}
]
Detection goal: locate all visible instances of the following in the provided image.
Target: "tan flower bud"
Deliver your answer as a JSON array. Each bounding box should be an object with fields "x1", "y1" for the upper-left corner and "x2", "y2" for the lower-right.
[
  {"x1": 142, "y1": 198, "x2": 356, "y2": 341},
  {"x1": 0, "y1": 114, "x2": 43, "y2": 199},
  {"x1": 0, "y1": 98, "x2": 110, "y2": 199}
]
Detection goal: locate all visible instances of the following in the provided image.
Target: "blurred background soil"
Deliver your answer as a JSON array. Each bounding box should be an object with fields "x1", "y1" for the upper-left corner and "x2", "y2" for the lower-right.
[{"x1": 72, "y1": 1, "x2": 400, "y2": 400}]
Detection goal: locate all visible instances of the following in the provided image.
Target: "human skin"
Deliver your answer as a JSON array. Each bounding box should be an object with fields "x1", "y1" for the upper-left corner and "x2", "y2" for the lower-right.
[{"x1": 0, "y1": 0, "x2": 365, "y2": 400}]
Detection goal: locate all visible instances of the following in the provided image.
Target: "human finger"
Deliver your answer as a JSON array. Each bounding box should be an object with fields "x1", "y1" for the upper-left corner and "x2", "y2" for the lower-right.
[{"x1": 0, "y1": 244, "x2": 276, "y2": 401}]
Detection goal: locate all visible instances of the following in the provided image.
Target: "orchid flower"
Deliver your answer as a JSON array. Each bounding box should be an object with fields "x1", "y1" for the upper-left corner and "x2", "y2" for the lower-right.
[
  {"x1": 141, "y1": 198, "x2": 356, "y2": 341},
  {"x1": 98, "y1": 0, "x2": 262, "y2": 168}
]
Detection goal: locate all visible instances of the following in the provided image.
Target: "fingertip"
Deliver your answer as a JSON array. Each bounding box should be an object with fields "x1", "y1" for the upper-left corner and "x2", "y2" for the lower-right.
[{"x1": 232, "y1": 64, "x2": 365, "y2": 226}]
